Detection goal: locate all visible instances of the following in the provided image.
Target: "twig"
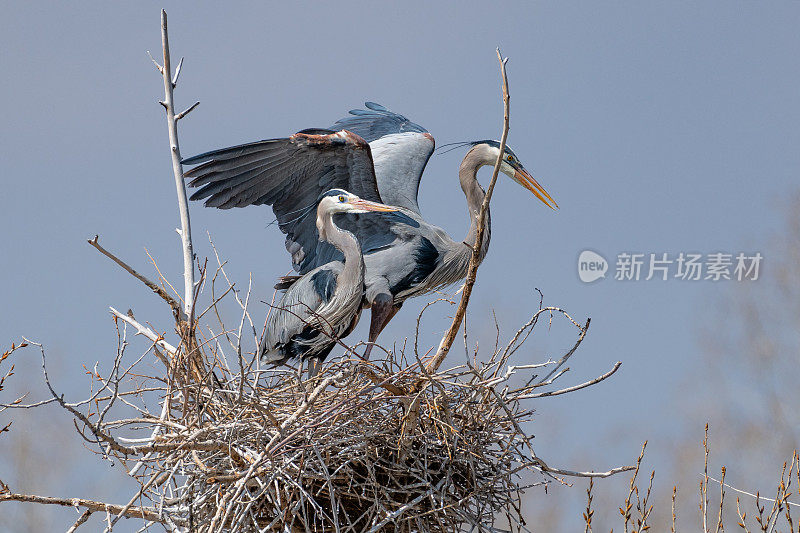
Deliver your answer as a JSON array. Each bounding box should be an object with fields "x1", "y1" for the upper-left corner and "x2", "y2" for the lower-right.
[
  {"x1": 583, "y1": 479, "x2": 594, "y2": 532},
  {"x1": 717, "y1": 466, "x2": 726, "y2": 533},
  {"x1": 66, "y1": 509, "x2": 93, "y2": 532},
  {"x1": 175, "y1": 101, "x2": 200, "y2": 121},
  {"x1": 737, "y1": 497, "x2": 753, "y2": 533},
  {"x1": 622, "y1": 441, "x2": 647, "y2": 533},
  {"x1": 707, "y1": 476, "x2": 800, "y2": 509},
  {"x1": 106, "y1": 472, "x2": 165, "y2": 531},
  {"x1": 0, "y1": 492, "x2": 185, "y2": 526},
  {"x1": 672, "y1": 486, "x2": 677, "y2": 533},
  {"x1": 703, "y1": 423, "x2": 710, "y2": 533},
  {"x1": 171, "y1": 56, "x2": 183, "y2": 87},
  {"x1": 109, "y1": 307, "x2": 177, "y2": 356},
  {"x1": 519, "y1": 361, "x2": 621, "y2": 399},
  {"x1": 88, "y1": 235, "x2": 182, "y2": 320},
  {"x1": 543, "y1": 464, "x2": 635, "y2": 479},
  {"x1": 426, "y1": 48, "x2": 510, "y2": 374}
]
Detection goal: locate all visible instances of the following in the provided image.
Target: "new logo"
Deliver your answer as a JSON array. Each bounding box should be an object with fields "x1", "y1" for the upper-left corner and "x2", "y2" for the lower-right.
[{"x1": 578, "y1": 250, "x2": 608, "y2": 283}]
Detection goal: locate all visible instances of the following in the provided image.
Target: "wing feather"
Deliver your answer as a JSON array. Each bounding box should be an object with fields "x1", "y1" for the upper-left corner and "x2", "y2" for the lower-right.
[
  {"x1": 183, "y1": 130, "x2": 382, "y2": 273},
  {"x1": 331, "y1": 102, "x2": 427, "y2": 142},
  {"x1": 330, "y1": 103, "x2": 434, "y2": 215}
]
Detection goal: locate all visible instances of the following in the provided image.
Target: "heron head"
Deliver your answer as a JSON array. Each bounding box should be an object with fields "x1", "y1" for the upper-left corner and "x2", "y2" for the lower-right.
[
  {"x1": 318, "y1": 189, "x2": 399, "y2": 215},
  {"x1": 468, "y1": 140, "x2": 558, "y2": 210}
]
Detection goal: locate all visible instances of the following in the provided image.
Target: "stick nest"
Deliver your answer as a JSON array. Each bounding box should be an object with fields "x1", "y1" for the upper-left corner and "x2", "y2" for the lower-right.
[
  {"x1": 118, "y1": 297, "x2": 594, "y2": 531},
  {"x1": 183, "y1": 352, "x2": 545, "y2": 532},
  {"x1": 2, "y1": 277, "x2": 611, "y2": 531}
]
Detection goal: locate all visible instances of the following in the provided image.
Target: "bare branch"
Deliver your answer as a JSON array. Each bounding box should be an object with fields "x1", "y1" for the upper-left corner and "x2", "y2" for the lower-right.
[
  {"x1": 157, "y1": 9, "x2": 195, "y2": 317},
  {"x1": 105, "y1": 472, "x2": 165, "y2": 531},
  {"x1": 109, "y1": 307, "x2": 177, "y2": 356},
  {"x1": 88, "y1": 235, "x2": 181, "y2": 319},
  {"x1": 542, "y1": 465, "x2": 635, "y2": 479},
  {"x1": 427, "y1": 48, "x2": 510, "y2": 374},
  {"x1": 175, "y1": 100, "x2": 200, "y2": 121},
  {"x1": 707, "y1": 476, "x2": 800, "y2": 509},
  {"x1": 171, "y1": 56, "x2": 183, "y2": 87},
  {"x1": 520, "y1": 361, "x2": 622, "y2": 399},
  {"x1": 66, "y1": 509, "x2": 92, "y2": 532},
  {"x1": 0, "y1": 491, "x2": 185, "y2": 526},
  {"x1": 146, "y1": 50, "x2": 163, "y2": 73}
]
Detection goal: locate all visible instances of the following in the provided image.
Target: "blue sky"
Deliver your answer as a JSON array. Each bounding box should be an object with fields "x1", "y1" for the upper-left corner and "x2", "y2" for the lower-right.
[{"x1": 2, "y1": 2, "x2": 799, "y2": 530}]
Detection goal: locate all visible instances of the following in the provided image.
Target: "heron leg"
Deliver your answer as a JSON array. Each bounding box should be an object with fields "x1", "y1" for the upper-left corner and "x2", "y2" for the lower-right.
[{"x1": 364, "y1": 294, "x2": 401, "y2": 359}]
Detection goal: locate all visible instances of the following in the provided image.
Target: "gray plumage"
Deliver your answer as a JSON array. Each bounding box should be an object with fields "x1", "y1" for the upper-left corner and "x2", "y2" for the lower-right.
[
  {"x1": 257, "y1": 189, "x2": 397, "y2": 367},
  {"x1": 184, "y1": 103, "x2": 557, "y2": 357}
]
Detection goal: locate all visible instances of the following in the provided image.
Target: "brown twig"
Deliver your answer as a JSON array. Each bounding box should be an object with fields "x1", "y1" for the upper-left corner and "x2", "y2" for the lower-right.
[
  {"x1": 88, "y1": 235, "x2": 182, "y2": 321},
  {"x1": 622, "y1": 441, "x2": 647, "y2": 533},
  {"x1": 426, "y1": 47, "x2": 510, "y2": 374},
  {"x1": 672, "y1": 485, "x2": 678, "y2": 533},
  {"x1": 583, "y1": 478, "x2": 594, "y2": 532},
  {"x1": 703, "y1": 423, "x2": 710, "y2": 533},
  {"x1": 66, "y1": 509, "x2": 93, "y2": 532}
]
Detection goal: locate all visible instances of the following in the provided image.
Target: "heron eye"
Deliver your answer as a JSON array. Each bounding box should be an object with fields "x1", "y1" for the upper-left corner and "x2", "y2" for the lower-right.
[
  {"x1": 506, "y1": 154, "x2": 513, "y2": 162},
  {"x1": 338, "y1": 195, "x2": 347, "y2": 203}
]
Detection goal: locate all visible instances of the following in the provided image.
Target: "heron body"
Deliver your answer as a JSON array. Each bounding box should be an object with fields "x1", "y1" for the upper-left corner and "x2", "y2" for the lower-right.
[
  {"x1": 183, "y1": 103, "x2": 556, "y2": 357},
  {"x1": 258, "y1": 189, "x2": 397, "y2": 368}
]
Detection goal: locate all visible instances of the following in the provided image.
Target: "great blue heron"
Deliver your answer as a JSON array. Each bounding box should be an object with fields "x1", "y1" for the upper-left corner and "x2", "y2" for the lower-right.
[
  {"x1": 183, "y1": 103, "x2": 556, "y2": 357},
  {"x1": 258, "y1": 187, "x2": 398, "y2": 374}
]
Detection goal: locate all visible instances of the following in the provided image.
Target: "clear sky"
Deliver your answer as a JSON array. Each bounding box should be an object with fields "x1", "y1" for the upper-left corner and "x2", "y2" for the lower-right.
[{"x1": 2, "y1": 2, "x2": 799, "y2": 530}]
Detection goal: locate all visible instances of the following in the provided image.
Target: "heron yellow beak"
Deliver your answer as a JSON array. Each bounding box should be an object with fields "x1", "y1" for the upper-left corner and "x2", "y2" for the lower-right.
[
  {"x1": 349, "y1": 198, "x2": 399, "y2": 212},
  {"x1": 514, "y1": 168, "x2": 558, "y2": 210}
]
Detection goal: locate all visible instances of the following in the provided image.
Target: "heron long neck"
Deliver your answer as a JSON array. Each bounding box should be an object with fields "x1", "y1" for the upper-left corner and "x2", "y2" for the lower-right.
[
  {"x1": 459, "y1": 149, "x2": 492, "y2": 261},
  {"x1": 318, "y1": 210, "x2": 364, "y2": 289}
]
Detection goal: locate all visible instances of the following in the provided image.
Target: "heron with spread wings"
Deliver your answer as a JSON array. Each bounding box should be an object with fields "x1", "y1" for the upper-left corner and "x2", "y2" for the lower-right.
[{"x1": 183, "y1": 103, "x2": 557, "y2": 358}]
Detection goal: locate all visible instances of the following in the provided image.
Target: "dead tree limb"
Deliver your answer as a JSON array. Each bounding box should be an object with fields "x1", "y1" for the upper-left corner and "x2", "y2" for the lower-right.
[
  {"x1": 151, "y1": 9, "x2": 196, "y2": 318},
  {"x1": 427, "y1": 48, "x2": 510, "y2": 374}
]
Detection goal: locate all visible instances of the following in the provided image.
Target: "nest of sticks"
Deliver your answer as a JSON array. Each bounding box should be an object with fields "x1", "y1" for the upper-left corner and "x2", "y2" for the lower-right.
[
  {"x1": 172, "y1": 330, "x2": 579, "y2": 533},
  {"x1": 2, "y1": 262, "x2": 627, "y2": 532}
]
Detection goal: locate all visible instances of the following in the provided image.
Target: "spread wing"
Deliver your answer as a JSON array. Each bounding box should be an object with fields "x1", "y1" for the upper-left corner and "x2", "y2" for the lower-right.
[
  {"x1": 331, "y1": 102, "x2": 435, "y2": 215},
  {"x1": 183, "y1": 129, "x2": 381, "y2": 273}
]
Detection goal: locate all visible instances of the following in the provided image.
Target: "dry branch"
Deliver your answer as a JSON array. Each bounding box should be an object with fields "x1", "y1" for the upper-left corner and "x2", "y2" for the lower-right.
[
  {"x1": 88, "y1": 235, "x2": 182, "y2": 320},
  {"x1": 0, "y1": 491, "x2": 186, "y2": 526},
  {"x1": 427, "y1": 48, "x2": 510, "y2": 374},
  {"x1": 153, "y1": 9, "x2": 196, "y2": 318}
]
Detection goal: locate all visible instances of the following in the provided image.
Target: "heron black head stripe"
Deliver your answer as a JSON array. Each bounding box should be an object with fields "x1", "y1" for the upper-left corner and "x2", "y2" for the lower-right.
[
  {"x1": 469, "y1": 140, "x2": 520, "y2": 160},
  {"x1": 435, "y1": 140, "x2": 519, "y2": 159},
  {"x1": 318, "y1": 188, "x2": 350, "y2": 201}
]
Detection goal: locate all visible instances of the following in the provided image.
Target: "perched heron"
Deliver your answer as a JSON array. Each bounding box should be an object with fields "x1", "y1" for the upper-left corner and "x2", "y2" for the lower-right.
[
  {"x1": 258, "y1": 187, "x2": 398, "y2": 374},
  {"x1": 183, "y1": 103, "x2": 556, "y2": 357}
]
